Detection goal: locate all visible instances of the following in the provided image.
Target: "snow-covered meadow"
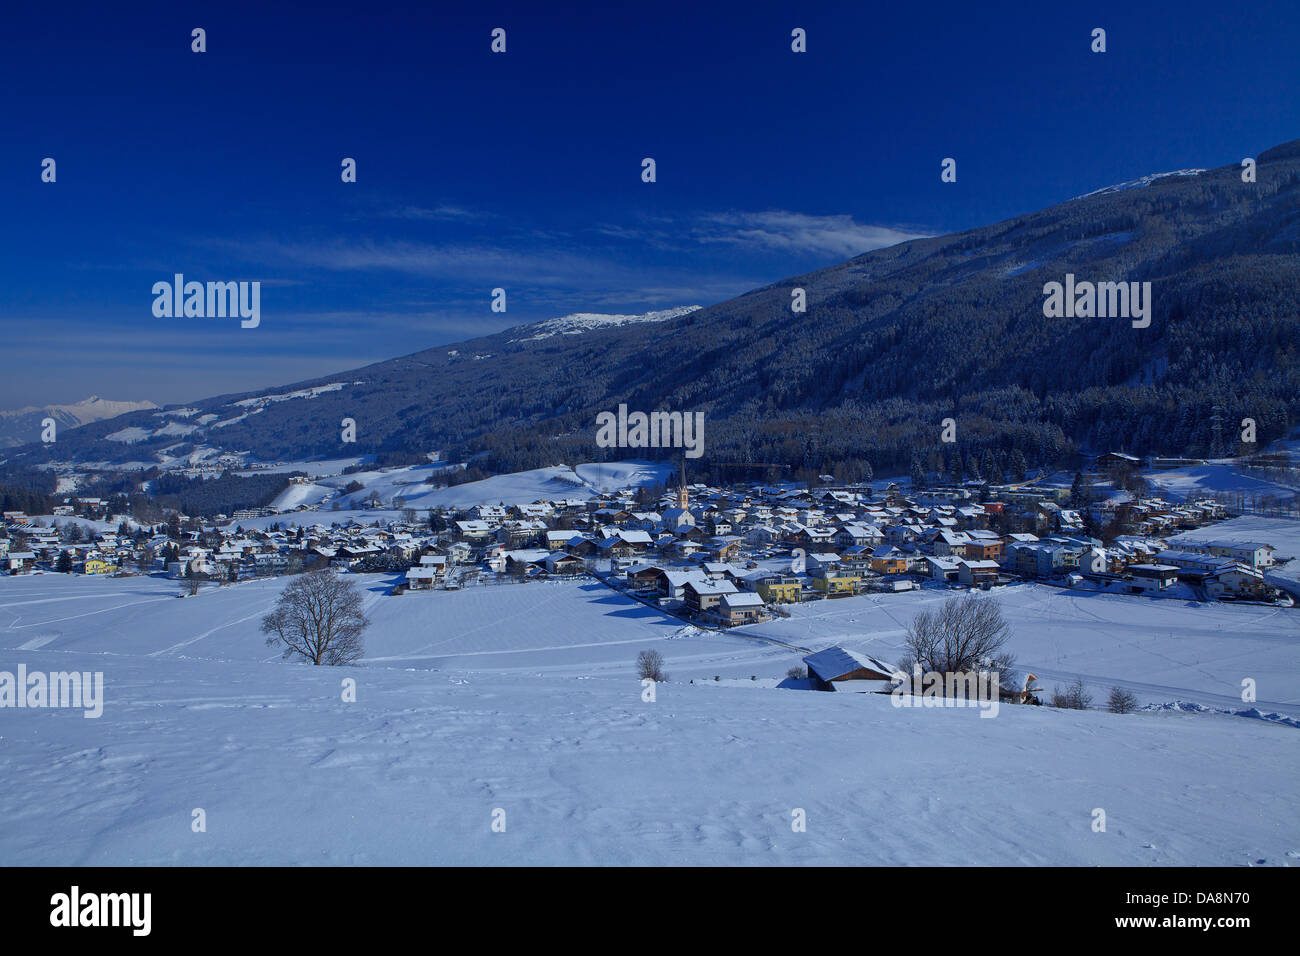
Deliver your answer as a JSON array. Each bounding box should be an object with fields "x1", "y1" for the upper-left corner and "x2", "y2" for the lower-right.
[{"x1": 1, "y1": 565, "x2": 1297, "y2": 865}]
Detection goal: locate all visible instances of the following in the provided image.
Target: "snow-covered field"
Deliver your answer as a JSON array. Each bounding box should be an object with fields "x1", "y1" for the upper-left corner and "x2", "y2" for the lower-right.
[
  {"x1": 1, "y1": 571, "x2": 1297, "y2": 865},
  {"x1": 258, "y1": 459, "x2": 677, "y2": 520},
  {"x1": 1145, "y1": 461, "x2": 1298, "y2": 504}
]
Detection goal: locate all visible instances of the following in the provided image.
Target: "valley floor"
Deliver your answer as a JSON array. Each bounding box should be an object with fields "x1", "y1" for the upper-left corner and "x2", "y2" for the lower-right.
[{"x1": 1, "y1": 563, "x2": 1297, "y2": 865}]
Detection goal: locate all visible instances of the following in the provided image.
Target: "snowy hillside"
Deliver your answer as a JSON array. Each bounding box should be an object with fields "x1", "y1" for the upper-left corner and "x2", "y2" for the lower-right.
[
  {"x1": 0, "y1": 571, "x2": 1297, "y2": 865},
  {"x1": 275, "y1": 460, "x2": 679, "y2": 515}
]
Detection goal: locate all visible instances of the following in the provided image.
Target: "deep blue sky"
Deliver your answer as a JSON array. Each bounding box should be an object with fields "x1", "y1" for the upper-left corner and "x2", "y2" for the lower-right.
[{"x1": 1, "y1": 0, "x2": 1296, "y2": 408}]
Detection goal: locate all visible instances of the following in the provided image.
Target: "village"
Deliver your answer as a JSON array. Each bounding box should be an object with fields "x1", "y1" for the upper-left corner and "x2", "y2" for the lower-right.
[{"x1": 0, "y1": 452, "x2": 1289, "y2": 627}]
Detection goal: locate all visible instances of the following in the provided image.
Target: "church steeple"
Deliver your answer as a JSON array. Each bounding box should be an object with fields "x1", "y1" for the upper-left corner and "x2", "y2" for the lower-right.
[{"x1": 677, "y1": 455, "x2": 689, "y2": 509}]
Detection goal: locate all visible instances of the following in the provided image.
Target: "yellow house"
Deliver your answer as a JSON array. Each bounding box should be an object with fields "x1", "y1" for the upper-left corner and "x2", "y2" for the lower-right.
[
  {"x1": 810, "y1": 571, "x2": 860, "y2": 595},
  {"x1": 83, "y1": 558, "x2": 118, "y2": 575},
  {"x1": 755, "y1": 576, "x2": 802, "y2": 604}
]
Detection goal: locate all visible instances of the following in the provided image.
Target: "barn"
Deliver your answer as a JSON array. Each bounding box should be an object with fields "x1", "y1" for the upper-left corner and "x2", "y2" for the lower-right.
[{"x1": 803, "y1": 646, "x2": 906, "y2": 693}]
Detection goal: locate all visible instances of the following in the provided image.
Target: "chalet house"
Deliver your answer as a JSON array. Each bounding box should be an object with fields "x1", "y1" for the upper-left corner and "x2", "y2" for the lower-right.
[
  {"x1": 6, "y1": 552, "x2": 36, "y2": 573},
  {"x1": 82, "y1": 557, "x2": 117, "y2": 575},
  {"x1": 455, "y1": 520, "x2": 496, "y2": 542},
  {"x1": 405, "y1": 567, "x2": 439, "y2": 590},
  {"x1": 700, "y1": 561, "x2": 732, "y2": 580},
  {"x1": 836, "y1": 523, "x2": 883, "y2": 548},
  {"x1": 1181, "y1": 540, "x2": 1276, "y2": 569},
  {"x1": 810, "y1": 568, "x2": 861, "y2": 596},
  {"x1": 717, "y1": 591, "x2": 765, "y2": 626},
  {"x1": 504, "y1": 549, "x2": 549, "y2": 573},
  {"x1": 1006, "y1": 542, "x2": 1068, "y2": 578},
  {"x1": 1079, "y1": 547, "x2": 1108, "y2": 574},
  {"x1": 743, "y1": 572, "x2": 802, "y2": 604},
  {"x1": 957, "y1": 559, "x2": 999, "y2": 587},
  {"x1": 1097, "y1": 451, "x2": 1141, "y2": 476},
  {"x1": 795, "y1": 527, "x2": 836, "y2": 549},
  {"x1": 1204, "y1": 565, "x2": 1268, "y2": 599},
  {"x1": 869, "y1": 545, "x2": 909, "y2": 575},
  {"x1": 660, "y1": 569, "x2": 707, "y2": 601},
  {"x1": 683, "y1": 578, "x2": 738, "y2": 613},
  {"x1": 1126, "y1": 564, "x2": 1179, "y2": 593},
  {"x1": 544, "y1": 553, "x2": 585, "y2": 575},
  {"x1": 1153, "y1": 549, "x2": 1222, "y2": 573},
  {"x1": 709, "y1": 538, "x2": 743, "y2": 562},
  {"x1": 803, "y1": 646, "x2": 905, "y2": 693},
  {"x1": 930, "y1": 530, "x2": 970, "y2": 558},
  {"x1": 964, "y1": 536, "x2": 1004, "y2": 562},
  {"x1": 923, "y1": 555, "x2": 961, "y2": 583},
  {"x1": 624, "y1": 564, "x2": 664, "y2": 591},
  {"x1": 805, "y1": 552, "x2": 841, "y2": 572},
  {"x1": 616, "y1": 529, "x2": 655, "y2": 552}
]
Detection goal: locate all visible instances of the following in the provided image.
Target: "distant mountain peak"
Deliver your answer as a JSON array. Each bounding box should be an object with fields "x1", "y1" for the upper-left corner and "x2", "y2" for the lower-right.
[
  {"x1": 508, "y1": 305, "x2": 702, "y2": 343},
  {"x1": 1074, "y1": 169, "x2": 1206, "y2": 200}
]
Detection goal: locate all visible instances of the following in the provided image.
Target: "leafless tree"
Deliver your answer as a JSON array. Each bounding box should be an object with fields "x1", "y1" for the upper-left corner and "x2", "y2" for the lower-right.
[
  {"x1": 636, "y1": 649, "x2": 668, "y2": 682},
  {"x1": 898, "y1": 594, "x2": 1015, "y2": 677},
  {"x1": 261, "y1": 569, "x2": 370, "y2": 665},
  {"x1": 1107, "y1": 686, "x2": 1139, "y2": 714},
  {"x1": 1052, "y1": 678, "x2": 1093, "y2": 710}
]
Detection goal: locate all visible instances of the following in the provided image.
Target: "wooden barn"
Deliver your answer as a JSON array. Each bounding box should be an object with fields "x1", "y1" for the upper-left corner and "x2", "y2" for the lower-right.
[{"x1": 803, "y1": 646, "x2": 906, "y2": 693}]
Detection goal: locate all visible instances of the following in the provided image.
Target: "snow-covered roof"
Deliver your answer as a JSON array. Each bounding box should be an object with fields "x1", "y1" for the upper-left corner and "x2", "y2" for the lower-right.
[{"x1": 804, "y1": 646, "x2": 904, "y2": 683}]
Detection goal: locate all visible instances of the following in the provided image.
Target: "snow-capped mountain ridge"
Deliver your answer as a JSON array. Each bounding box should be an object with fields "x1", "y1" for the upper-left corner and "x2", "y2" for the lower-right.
[
  {"x1": 508, "y1": 305, "x2": 702, "y2": 342},
  {"x1": 1075, "y1": 168, "x2": 1207, "y2": 200}
]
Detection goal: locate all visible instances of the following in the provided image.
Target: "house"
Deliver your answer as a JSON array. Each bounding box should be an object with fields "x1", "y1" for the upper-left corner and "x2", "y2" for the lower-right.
[
  {"x1": 1205, "y1": 564, "x2": 1268, "y2": 600},
  {"x1": 1079, "y1": 547, "x2": 1108, "y2": 574},
  {"x1": 544, "y1": 553, "x2": 585, "y2": 575},
  {"x1": 1126, "y1": 564, "x2": 1179, "y2": 593},
  {"x1": 803, "y1": 646, "x2": 905, "y2": 692},
  {"x1": 743, "y1": 572, "x2": 802, "y2": 604},
  {"x1": 1182, "y1": 540, "x2": 1276, "y2": 570},
  {"x1": 1153, "y1": 549, "x2": 1223, "y2": 573},
  {"x1": 683, "y1": 578, "x2": 738, "y2": 613},
  {"x1": 717, "y1": 591, "x2": 766, "y2": 625},
  {"x1": 869, "y1": 545, "x2": 909, "y2": 575},
  {"x1": 82, "y1": 557, "x2": 118, "y2": 575},
  {"x1": 405, "y1": 567, "x2": 439, "y2": 590},
  {"x1": 625, "y1": 564, "x2": 665, "y2": 591},
  {"x1": 1097, "y1": 451, "x2": 1141, "y2": 476},
  {"x1": 957, "y1": 559, "x2": 1000, "y2": 587},
  {"x1": 6, "y1": 551, "x2": 36, "y2": 574},
  {"x1": 923, "y1": 555, "x2": 961, "y2": 583},
  {"x1": 805, "y1": 552, "x2": 841, "y2": 572},
  {"x1": 455, "y1": 520, "x2": 496, "y2": 542},
  {"x1": 809, "y1": 568, "x2": 861, "y2": 596}
]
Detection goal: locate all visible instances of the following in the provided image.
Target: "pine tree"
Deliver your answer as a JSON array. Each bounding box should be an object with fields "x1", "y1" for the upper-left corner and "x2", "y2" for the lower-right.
[
  {"x1": 910, "y1": 455, "x2": 925, "y2": 489},
  {"x1": 1009, "y1": 448, "x2": 1028, "y2": 482}
]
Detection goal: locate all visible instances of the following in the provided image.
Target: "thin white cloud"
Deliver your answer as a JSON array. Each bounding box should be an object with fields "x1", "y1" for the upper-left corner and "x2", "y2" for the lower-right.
[{"x1": 692, "y1": 210, "x2": 931, "y2": 258}]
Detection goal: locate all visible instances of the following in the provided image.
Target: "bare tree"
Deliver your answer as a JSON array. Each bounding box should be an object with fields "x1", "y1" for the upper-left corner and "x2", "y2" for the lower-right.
[
  {"x1": 898, "y1": 595, "x2": 1015, "y2": 677},
  {"x1": 1052, "y1": 678, "x2": 1093, "y2": 710},
  {"x1": 636, "y1": 649, "x2": 668, "y2": 682},
  {"x1": 261, "y1": 569, "x2": 369, "y2": 665},
  {"x1": 1107, "y1": 686, "x2": 1139, "y2": 714},
  {"x1": 179, "y1": 573, "x2": 202, "y2": 597},
  {"x1": 786, "y1": 665, "x2": 807, "y2": 680}
]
